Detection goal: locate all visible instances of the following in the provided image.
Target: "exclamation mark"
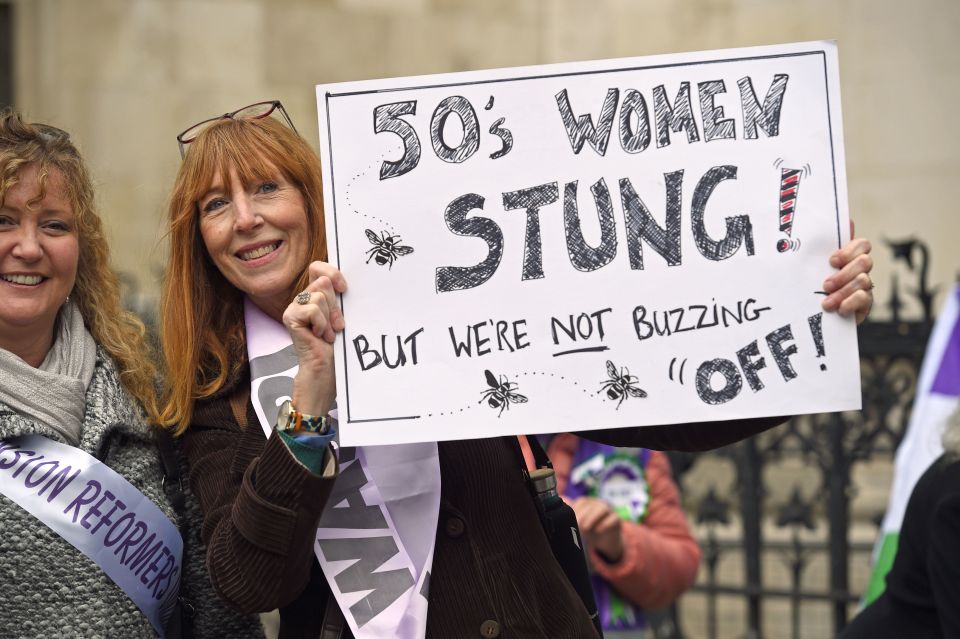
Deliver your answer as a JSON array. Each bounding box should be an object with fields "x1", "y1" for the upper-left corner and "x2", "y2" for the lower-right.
[
  {"x1": 777, "y1": 168, "x2": 802, "y2": 252},
  {"x1": 808, "y1": 312, "x2": 827, "y2": 371}
]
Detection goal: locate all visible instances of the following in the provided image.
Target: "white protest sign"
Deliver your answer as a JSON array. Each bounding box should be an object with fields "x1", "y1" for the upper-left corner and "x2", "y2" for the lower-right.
[{"x1": 316, "y1": 40, "x2": 861, "y2": 447}]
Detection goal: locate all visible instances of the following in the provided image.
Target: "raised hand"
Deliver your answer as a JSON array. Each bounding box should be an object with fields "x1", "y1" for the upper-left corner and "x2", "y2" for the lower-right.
[
  {"x1": 571, "y1": 496, "x2": 624, "y2": 563},
  {"x1": 282, "y1": 261, "x2": 348, "y2": 416},
  {"x1": 822, "y1": 221, "x2": 873, "y2": 324}
]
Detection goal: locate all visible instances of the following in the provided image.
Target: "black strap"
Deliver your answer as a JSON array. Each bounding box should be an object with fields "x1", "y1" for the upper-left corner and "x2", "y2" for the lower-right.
[
  {"x1": 525, "y1": 434, "x2": 553, "y2": 470},
  {"x1": 156, "y1": 428, "x2": 194, "y2": 639},
  {"x1": 157, "y1": 428, "x2": 186, "y2": 515},
  {"x1": 515, "y1": 435, "x2": 605, "y2": 639},
  {"x1": 319, "y1": 591, "x2": 346, "y2": 639}
]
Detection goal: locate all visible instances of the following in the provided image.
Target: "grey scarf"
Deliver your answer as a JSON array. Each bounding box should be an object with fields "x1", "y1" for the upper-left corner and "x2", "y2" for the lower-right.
[{"x1": 0, "y1": 301, "x2": 97, "y2": 445}]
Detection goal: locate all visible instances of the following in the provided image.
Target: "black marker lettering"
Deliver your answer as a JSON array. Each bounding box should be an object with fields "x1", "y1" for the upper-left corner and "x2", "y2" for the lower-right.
[
  {"x1": 555, "y1": 88, "x2": 618, "y2": 156},
  {"x1": 695, "y1": 358, "x2": 743, "y2": 405},
  {"x1": 563, "y1": 179, "x2": 617, "y2": 272},
  {"x1": 698, "y1": 80, "x2": 736, "y2": 142},
  {"x1": 653, "y1": 82, "x2": 700, "y2": 148},
  {"x1": 620, "y1": 171, "x2": 683, "y2": 270},
  {"x1": 436, "y1": 194, "x2": 503, "y2": 292},
  {"x1": 737, "y1": 340, "x2": 767, "y2": 392},
  {"x1": 373, "y1": 101, "x2": 420, "y2": 180},
  {"x1": 502, "y1": 183, "x2": 560, "y2": 281},
  {"x1": 619, "y1": 89, "x2": 652, "y2": 153},
  {"x1": 738, "y1": 74, "x2": 789, "y2": 139},
  {"x1": 430, "y1": 96, "x2": 480, "y2": 164},
  {"x1": 691, "y1": 166, "x2": 755, "y2": 261},
  {"x1": 766, "y1": 325, "x2": 798, "y2": 381}
]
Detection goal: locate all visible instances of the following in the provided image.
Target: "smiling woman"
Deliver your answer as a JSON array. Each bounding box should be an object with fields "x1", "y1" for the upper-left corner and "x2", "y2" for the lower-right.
[
  {"x1": 0, "y1": 109, "x2": 263, "y2": 638},
  {"x1": 0, "y1": 162, "x2": 78, "y2": 365},
  {"x1": 197, "y1": 169, "x2": 310, "y2": 320},
  {"x1": 160, "y1": 113, "x2": 330, "y2": 431},
  {"x1": 155, "y1": 101, "x2": 876, "y2": 639}
]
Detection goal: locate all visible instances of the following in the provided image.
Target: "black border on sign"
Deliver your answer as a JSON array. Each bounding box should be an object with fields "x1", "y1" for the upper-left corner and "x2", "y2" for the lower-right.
[{"x1": 322, "y1": 49, "x2": 842, "y2": 425}]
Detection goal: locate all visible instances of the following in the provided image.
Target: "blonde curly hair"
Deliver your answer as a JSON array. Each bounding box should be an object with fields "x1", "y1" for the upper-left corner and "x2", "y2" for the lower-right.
[{"x1": 0, "y1": 109, "x2": 159, "y2": 423}]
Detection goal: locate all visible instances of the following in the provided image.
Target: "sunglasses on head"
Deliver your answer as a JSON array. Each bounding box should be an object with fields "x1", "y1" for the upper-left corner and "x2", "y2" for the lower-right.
[{"x1": 175, "y1": 100, "x2": 298, "y2": 158}]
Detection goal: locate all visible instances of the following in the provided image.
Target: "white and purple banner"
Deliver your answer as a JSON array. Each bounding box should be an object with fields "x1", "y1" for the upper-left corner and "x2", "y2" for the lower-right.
[
  {"x1": 0, "y1": 435, "x2": 182, "y2": 637},
  {"x1": 244, "y1": 299, "x2": 440, "y2": 639},
  {"x1": 864, "y1": 285, "x2": 960, "y2": 603}
]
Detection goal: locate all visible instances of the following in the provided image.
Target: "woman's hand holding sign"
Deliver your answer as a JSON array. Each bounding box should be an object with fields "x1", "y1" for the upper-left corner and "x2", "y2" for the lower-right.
[
  {"x1": 283, "y1": 261, "x2": 348, "y2": 416},
  {"x1": 822, "y1": 222, "x2": 874, "y2": 325}
]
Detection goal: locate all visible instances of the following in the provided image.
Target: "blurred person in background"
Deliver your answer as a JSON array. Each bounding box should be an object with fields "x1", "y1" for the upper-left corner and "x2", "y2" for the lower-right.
[
  {"x1": 839, "y1": 405, "x2": 960, "y2": 639},
  {"x1": 0, "y1": 109, "x2": 262, "y2": 638},
  {"x1": 158, "y1": 100, "x2": 876, "y2": 639},
  {"x1": 546, "y1": 435, "x2": 700, "y2": 639}
]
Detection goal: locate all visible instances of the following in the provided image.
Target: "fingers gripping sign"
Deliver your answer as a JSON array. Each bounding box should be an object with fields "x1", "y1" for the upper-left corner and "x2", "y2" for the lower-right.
[
  {"x1": 822, "y1": 234, "x2": 874, "y2": 324},
  {"x1": 282, "y1": 261, "x2": 349, "y2": 416},
  {"x1": 309, "y1": 260, "x2": 349, "y2": 330}
]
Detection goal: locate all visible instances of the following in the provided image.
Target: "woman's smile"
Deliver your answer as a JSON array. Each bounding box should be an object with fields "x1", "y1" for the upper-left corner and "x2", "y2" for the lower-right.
[
  {"x1": 0, "y1": 272, "x2": 46, "y2": 286},
  {"x1": 237, "y1": 240, "x2": 283, "y2": 263},
  {"x1": 199, "y1": 165, "x2": 309, "y2": 320}
]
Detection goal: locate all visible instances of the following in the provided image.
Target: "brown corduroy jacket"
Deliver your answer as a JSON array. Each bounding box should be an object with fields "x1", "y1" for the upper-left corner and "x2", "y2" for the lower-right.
[{"x1": 183, "y1": 363, "x2": 784, "y2": 638}]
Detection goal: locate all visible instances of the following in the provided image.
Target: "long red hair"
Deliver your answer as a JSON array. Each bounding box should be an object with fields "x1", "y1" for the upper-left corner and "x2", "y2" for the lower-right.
[{"x1": 159, "y1": 116, "x2": 327, "y2": 433}]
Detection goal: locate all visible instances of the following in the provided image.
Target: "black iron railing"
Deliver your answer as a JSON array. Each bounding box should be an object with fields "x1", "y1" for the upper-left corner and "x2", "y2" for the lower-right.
[{"x1": 667, "y1": 238, "x2": 937, "y2": 639}]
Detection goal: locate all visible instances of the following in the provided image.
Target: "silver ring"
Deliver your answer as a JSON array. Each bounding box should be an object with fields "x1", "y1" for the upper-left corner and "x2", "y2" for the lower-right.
[{"x1": 295, "y1": 291, "x2": 311, "y2": 305}]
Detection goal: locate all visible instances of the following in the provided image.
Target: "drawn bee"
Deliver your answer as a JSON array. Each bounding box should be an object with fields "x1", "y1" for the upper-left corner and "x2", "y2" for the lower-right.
[
  {"x1": 479, "y1": 370, "x2": 528, "y2": 417},
  {"x1": 598, "y1": 360, "x2": 647, "y2": 409},
  {"x1": 365, "y1": 229, "x2": 414, "y2": 269}
]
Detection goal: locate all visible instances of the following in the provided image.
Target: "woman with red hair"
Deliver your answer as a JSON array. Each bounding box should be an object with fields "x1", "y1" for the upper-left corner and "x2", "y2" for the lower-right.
[{"x1": 158, "y1": 101, "x2": 876, "y2": 639}]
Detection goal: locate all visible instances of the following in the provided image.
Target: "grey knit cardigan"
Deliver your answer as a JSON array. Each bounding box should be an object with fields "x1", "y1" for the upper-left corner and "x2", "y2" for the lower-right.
[{"x1": 0, "y1": 347, "x2": 263, "y2": 638}]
